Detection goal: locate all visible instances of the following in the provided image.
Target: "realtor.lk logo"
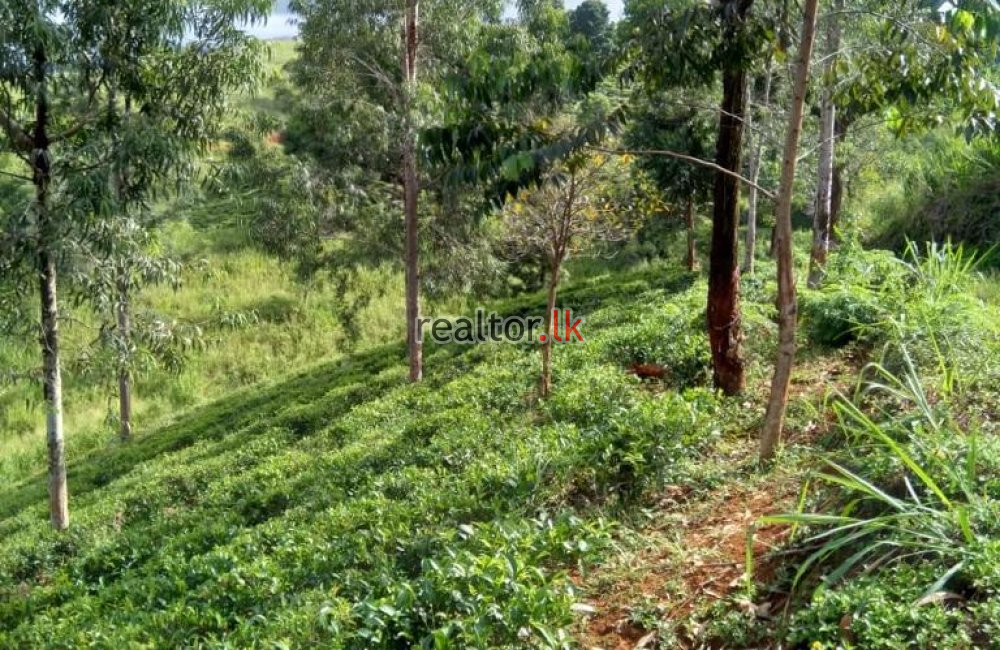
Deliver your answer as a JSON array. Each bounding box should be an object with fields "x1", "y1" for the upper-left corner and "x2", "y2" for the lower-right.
[{"x1": 416, "y1": 309, "x2": 585, "y2": 345}]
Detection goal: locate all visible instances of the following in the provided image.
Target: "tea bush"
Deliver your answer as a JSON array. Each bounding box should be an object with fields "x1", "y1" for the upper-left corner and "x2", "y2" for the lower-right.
[{"x1": 0, "y1": 263, "x2": 720, "y2": 649}]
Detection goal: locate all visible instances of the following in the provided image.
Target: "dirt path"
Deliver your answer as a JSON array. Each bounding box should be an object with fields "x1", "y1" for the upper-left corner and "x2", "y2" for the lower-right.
[{"x1": 576, "y1": 353, "x2": 859, "y2": 649}]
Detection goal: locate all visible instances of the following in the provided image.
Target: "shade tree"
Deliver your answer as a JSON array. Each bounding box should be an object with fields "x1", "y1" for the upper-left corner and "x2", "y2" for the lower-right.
[
  {"x1": 623, "y1": 0, "x2": 781, "y2": 395},
  {"x1": 0, "y1": 0, "x2": 268, "y2": 529}
]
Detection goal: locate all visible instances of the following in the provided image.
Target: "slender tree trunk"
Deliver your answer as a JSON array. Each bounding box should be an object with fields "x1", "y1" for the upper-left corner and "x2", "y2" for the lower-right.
[
  {"x1": 829, "y1": 117, "x2": 850, "y2": 241},
  {"x1": 117, "y1": 275, "x2": 133, "y2": 441},
  {"x1": 808, "y1": 0, "x2": 842, "y2": 288},
  {"x1": 685, "y1": 196, "x2": 697, "y2": 272},
  {"x1": 31, "y1": 45, "x2": 69, "y2": 530},
  {"x1": 760, "y1": 0, "x2": 820, "y2": 463},
  {"x1": 744, "y1": 60, "x2": 773, "y2": 275},
  {"x1": 402, "y1": 0, "x2": 422, "y2": 382},
  {"x1": 540, "y1": 260, "x2": 560, "y2": 398},
  {"x1": 708, "y1": 1, "x2": 754, "y2": 396},
  {"x1": 39, "y1": 235, "x2": 69, "y2": 530},
  {"x1": 111, "y1": 89, "x2": 135, "y2": 442}
]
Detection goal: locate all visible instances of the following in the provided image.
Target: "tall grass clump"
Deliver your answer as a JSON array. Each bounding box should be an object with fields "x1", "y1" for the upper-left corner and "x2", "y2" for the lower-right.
[
  {"x1": 802, "y1": 240, "x2": 998, "y2": 368},
  {"x1": 766, "y1": 338, "x2": 1000, "y2": 647}
]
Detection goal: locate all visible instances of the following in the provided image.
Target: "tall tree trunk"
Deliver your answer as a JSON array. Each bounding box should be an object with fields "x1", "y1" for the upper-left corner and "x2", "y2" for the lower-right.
[
  {"x1": 32, "y1": 45, "x2": 69, "y2": 530},
  {"x1": 117, "y1": 275, "x2": 133, "y2": 441},
  {"x1": 112, "y1": 89, "x2": 134, "y2": 442},
  {"x1": 760, "y1": 0, "x2": 820, "y2": 463},
  {"x1": 708, "y1": 0, "x2": 754, "y2": 396},
  {"x1": 685, "y1": 196, "x2": 697, "y2": 272},
  {"x1": 39, "y1": 230, "x2": 69, "y2": 531},
  {"x1": 402, "y1": 0, "x2": 422, "y2": 382},
  {"x1": 829, "y1": 116, "x2": 850, "y2": 241},
  {"x1": 540, "y1": 260, "x2": 560, "y2": 398},
  {"x1": 808, "y1": 0, "x2": 842, "y2": 289},
  {"x1": 743, "y1": 60, "x2": 773, "y2": 275}
]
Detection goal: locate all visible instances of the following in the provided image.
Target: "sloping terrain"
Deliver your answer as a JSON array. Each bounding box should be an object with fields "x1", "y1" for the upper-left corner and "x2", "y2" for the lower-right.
[
  {"x1": 0, "y1": 264, "x2": 728, "y2": 647},
  {"x1": 2, "y1": 247, "x2": 999, "y2": 649}
]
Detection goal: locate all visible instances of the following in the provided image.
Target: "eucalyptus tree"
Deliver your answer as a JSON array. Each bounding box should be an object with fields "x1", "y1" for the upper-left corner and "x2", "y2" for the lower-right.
[
  {"x1": 807, "y1": 0, "x2": 842, "y2": 288},
  {"x1": 743, "y1": 57, "x2": 775, "y2": 274},
  {"x1": 289, "y1": 0, "x2": 503, "y2": 383},
  {"x1": 0, "y1": 0, "x2": 267, "y2": 529}
]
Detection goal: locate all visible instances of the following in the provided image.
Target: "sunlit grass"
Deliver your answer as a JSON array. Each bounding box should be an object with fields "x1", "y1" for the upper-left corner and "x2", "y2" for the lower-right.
[{"x1": 0, "y1": 221, "x2": 430, "y2": 485}]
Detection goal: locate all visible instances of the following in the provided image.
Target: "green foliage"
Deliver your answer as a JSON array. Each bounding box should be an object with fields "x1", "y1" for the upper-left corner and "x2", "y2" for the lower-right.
[
  {"x1": 626, "y1": 92, "x2": 716, "y2": 199},
  {"x1": 569, "y1": 0, "x2": 612, "y2": 54},
  {"x1": 871, "y1": 135, "x2": 1000, "y2": 256},
  {"x1": 599, "y1": 294, "x2": 711, "y2": 387},
  {"x1": 801, "y1": 238, "x2": 994, "y2": 355},
  {"x1": 765, "y1": 312, "x2": 1000, "y2": 647},
  {"x1": 207, "y1": 123, "x2": 330, "y2": 271},
  {"x1": 836, "y1": 0, "x2": 1000, "y2": 137},
  {"x1": 800, "y1": 287, "x2": 886, "y2": 347},
  {"x1": 787, "y1": 562, "x2": 995, "y2": 650},
  {"x1": 0, "y1": 262, "x2": 723, "y2": 648},
  {"x1": 623, "y1": 0, "x2": 776, "y2": 91},
  {"x1": 427, "y1": 4, "x2": 621, "y2": 205}
]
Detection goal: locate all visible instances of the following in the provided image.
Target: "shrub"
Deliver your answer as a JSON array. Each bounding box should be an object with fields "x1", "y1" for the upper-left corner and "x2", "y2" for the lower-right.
[
  {"x1": 800, "y1": 287, "x2": 884, "y2": 347},
  {"x1": 598, "y1": 294, "x2": 711, "y2": 387}
]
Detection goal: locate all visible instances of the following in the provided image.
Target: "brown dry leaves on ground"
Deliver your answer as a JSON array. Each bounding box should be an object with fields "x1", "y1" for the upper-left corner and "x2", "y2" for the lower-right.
[{"x1": 577, "y1": 471, "x2": 800, "y2": 650}]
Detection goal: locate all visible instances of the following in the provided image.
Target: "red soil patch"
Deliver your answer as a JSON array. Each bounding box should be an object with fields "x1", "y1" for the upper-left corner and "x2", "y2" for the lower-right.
[
  {"x1": 578, "y1": 479, "x2": 800, "y2": 650},
  {"x1": 577, "y1": 354, "x2": 863, "y2": 649}
]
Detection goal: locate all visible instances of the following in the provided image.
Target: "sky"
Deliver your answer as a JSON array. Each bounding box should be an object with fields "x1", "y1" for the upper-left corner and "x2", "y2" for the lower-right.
[{"x1": 245, "y1": 0, "x2": 626, "y2": 40}]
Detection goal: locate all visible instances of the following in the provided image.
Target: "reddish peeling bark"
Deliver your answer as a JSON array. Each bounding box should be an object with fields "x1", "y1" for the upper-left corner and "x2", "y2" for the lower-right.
[{"x1": 708, "y1": 65, "x2": 749, "y2": 395}]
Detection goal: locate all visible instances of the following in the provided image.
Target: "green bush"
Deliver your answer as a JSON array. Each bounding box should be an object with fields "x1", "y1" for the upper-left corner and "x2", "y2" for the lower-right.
[
  {"x1": 597, "y1": 291, "x2": 711, "y2": 387},
  {"x1": 787, "y1": 563, "x2": 991, "y2": 650},
  {"x1": 800, "y1": 287, "x2": 884, "y2": 347}
]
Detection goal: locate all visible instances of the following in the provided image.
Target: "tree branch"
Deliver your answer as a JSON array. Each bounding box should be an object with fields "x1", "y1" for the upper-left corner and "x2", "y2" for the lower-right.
[
  {"x1": 0, "y1": 168, "x2": 33, "y2": 182},
  {"x1": 0, "y1": 106, "x2": 33, "y2": 153},
  {"x1": 588, "y1": 145, "x2": 777, "y2": 201}
]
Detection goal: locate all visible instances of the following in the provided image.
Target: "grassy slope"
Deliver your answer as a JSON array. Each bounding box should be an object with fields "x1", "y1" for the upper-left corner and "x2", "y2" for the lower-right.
[
  {"x1": 3, "y1": 237, "x2": 997, "y2": 648},
  {"x1": 0, "y1": 38, "x2": 426, "y2": 483},
  {"x1": 0, "y1": 261, "x2": 736, "y2": 648},
  {"x1": 0, "y1": 224, "x2": 423, "y2": 483}
]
